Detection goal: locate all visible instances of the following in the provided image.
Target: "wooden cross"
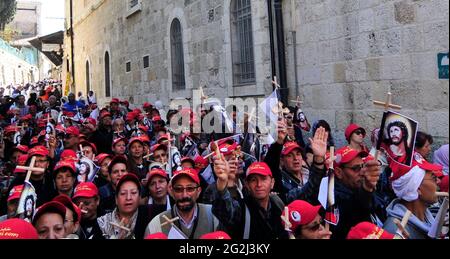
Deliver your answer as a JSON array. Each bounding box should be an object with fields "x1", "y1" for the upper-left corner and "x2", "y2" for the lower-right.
[
  {"x1": 245, "y1": 108, "x2": 260, "y2": 124},
  {"x1": 199, "y1": 86, "x2": 208, "y2": 102},
  {"x1": 15, "y1": 156, "x2": 45, "y2": 182},
  {"x1": 161, "y1": 215, "x2": 180, "y2": 227},
  {"x1": 325, "y1": 147, "x2": 336, "y2": 232},
  {"x1": 108, "y1": 219, "x2": 131, "y2": 233},
  {"x1": 372, "y1": 92, "x2": 402, "y2": 111},
  {"x1": 272, "y1": 76, "x2": 281, "y2": 90},
  {"x1": 281, "y1": 207, "x2": 295, "y2": 239},
  {"x1": 329, "y1": 147, "x2": 335, "y2": 170},
  {"x1": 393, "y1": 210, "x2": 412, "y2": 239},
  {"x1": 291, "y1": 96, "x2": 303, "y2": 108}
]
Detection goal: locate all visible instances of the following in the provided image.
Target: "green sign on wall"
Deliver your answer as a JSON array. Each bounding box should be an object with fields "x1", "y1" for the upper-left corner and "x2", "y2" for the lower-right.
[{"x1": 438, "y1": 53, "x2": 449, "y2": 79}]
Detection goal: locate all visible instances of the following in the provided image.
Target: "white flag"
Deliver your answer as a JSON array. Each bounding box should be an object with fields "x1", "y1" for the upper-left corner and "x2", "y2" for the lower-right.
[
  {"x1": 259, "y1": 90, "x2": 279, "y2": 124},
  {"x1": 168, "y1": 226, "x2": 188, "y2": 239}
]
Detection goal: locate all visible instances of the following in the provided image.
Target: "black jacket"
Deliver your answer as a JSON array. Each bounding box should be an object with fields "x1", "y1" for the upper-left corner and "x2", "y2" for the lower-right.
[
  {"x1": 331, "y1": 180, "x2": 387, "y2": 239},
  {"x1": 90, "y1": 127, "x2": 113, "y2": 155}
]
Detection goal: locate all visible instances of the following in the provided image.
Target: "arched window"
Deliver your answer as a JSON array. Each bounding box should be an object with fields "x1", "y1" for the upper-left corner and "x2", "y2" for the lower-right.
[
  {"x1": 231, "y1": 0, "x2": 255, "y2": 85},
  {"x1": 85, "y1": 60, "x2": 91, "y2": 93},
  {"x1": 104, "y1": 51, "x2": 111, "y2": 97},
  {"x1": 170, "y1": 19, "x2": 186, "y2": 91}
]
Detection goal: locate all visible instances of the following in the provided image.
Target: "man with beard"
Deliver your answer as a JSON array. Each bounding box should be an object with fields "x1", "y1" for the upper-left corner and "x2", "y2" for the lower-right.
[
  {"x1": 144, "y1": 168, "x2": 221, "y2": 239},
  {"x1": 91, "y1": 111, "x2": 114, "y2": 154},
  {"x1": 384, "y1": 121, "x2": 410, "y2": 165}
]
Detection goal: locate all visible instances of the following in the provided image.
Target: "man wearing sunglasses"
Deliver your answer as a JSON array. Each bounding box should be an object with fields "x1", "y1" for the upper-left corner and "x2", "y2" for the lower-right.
[
  {"x1": 144, "y1": 168, "x2": 221, "y2": 239},
  {"x1": 331, "y1": 146, "x2": 384, "y2": 239},
  {"x1": 345, "y1": 124, "x2": 369, "y2": 153}
]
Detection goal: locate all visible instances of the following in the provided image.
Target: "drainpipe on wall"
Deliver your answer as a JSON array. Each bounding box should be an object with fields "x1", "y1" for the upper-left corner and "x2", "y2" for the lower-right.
[
  {"x1": 274, "y1": 0, "x2": 288, "y2": 105},
  {"x1": 291, "y1": 0, "x2": 299, "y2": 101},
  {"x1": 70, "y1": 0, "x2": 75, "y2": 92},
  {"x1": 267, "y1": 0, "x2": 277, "y2": 87}
]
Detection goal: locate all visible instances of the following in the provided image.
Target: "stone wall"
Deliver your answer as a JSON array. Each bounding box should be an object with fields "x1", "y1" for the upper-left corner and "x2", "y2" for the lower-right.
[{"x1": 284, "y1": 0, "x2": 449, "y2": 150}]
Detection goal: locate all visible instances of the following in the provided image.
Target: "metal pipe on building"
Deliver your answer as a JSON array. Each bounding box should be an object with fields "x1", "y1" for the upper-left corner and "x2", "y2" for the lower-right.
[
  {"x1": 274, "y1": 0, "x2": 288, "y2": 105},
  {"x1": 291, "y1": 0, "x2": 299, "y2": 100},
  {"x1": 69, "y1": 0, "x2": 75, "y2": 90},
  {"x1": 267, "y1": 0, "x2": 277, "y2": 89}
]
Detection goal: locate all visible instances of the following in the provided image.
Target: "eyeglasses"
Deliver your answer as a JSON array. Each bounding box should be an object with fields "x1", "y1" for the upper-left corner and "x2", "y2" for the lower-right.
[
  {"x1": 343, "y1": 164, "x2": 365, "y2": 172},
  {"x1": 423, "y1": 175, "x2": 438, "y2": 183},
  {"x1": 173, "y1": 186, "x2": 199, "y2": 194},
  {"x1": 302, "y1": 219, "x2": 324, "y2": 232},
  {"x1": 354, "y1": 130, "x2": 364, "y2": 136}
]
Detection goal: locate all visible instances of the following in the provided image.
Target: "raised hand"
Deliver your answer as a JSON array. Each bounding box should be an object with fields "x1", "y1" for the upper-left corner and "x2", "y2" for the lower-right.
[
  {"x1": 213, "y1": 155, "x2": 230, "y2": 192},
  {"x1": 308, "y1": 127, "x2": 329, "y2": 158},
  {"x1": 362, "y1": 159, "x2": 381, "y2": 192},
  {"x1": 277, "y1": 119, "x2": 288, "y2": 145}
]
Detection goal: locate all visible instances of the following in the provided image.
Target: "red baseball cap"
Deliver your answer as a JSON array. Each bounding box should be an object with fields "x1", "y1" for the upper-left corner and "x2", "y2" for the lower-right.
[
  {"x1": 390, "y1": 152, "x2": 444, "y2": 181},
  {"x1": 282, "y1": 200, "x2": 321, "y2": 232},
  {"x1": 0, "y1": 219, "x2": 39, "y2": 239},
  {"x1": 14, "y1": 154, "x2": 28, "y2": 174},
  {"x1": 4, "y1": 125, "x2": 19, "y2": 134},
  {"x1": 152, "y1": 116, "x2": 162, "y2": 122},
  {"x1": 120, "y1": 100, "x2": 129, "y2": 106},
  {"x1": 143, "y1": 102, "x2": 153, "y2": 109},
  {"x1": 100, "y1": 111, "x2": 112, "y2": 119},
  {"x1": 345, "y1": 124, "x2": 366, "y2": 142},
  {"x1": 20, "y1": 114, "x2": 33, "y2": 121},
  {"x1": 112, "y1": 137, "x2": 128, "y2": 147},
  {"x1": 61, "y1": 149, "x2": 79, "y2": 162},
  {"x1": 138, "y1": 125, "x2": 149, "y2": 132},
  {"x1": 29, "y1": 145, "x2": 49, "y2": 157},
  {"x1": 147, "y1": 168, "x2": 169, "y2": 183},
  {"x1": 246, "y1": 162, "x2": 272, "y2": 178},
  {"x1": 347, "y1": 222, "x2": 395, "y2": 239},
  {"x1": 334, "y1": 146, "x2": 368, "y2": 168},
  {"x1": 128, "y1": 137, "x2": 144, "y2": 148},
  {"x1": 95, "y1": 153, "x2": 112, "y2": 166},
  {"x1": 83, "y1": 117, "x2": 97, "y2": 127},
  {"x1": 30, "y1": 136, "x2": 39, "y2": 146},
  {"x1": 7, "y1": 185, "x2": 24, "y2": 202},
  {"x1": 200, "y1": 231, "x2": 231, "y2": 240},
  {"x1": 110, "y1": 98, "x2": 120, "y2": 104},
  {"x1": 32, "y1": 201, "x2": 67, "y2": 225},
  {"x1": 145, "y1": 232, "x2": 168, "y2": 240},
  {"x1": 65, "y1": 126, "x2": 80, "y2": 136},
  {"x1": 73, "y1": 182, "x2": 99, "y2": 199},
  {"x1": 281, "y1": 142, "x2": 303, "y2": 156},
  {"x1": 13, "y1": 145, "x2": 29, "y2": 154},
  {"x1": 126, "y1": 112, "x2": 137, "y2": 122},
  {"x1": 80, "y1": 140, "x2": 97, "y2": 154},
  {"x1": 116, "y1": 173, "x2": 141, "y2": 193},
  {"x1": 171, "y1": 168, "x2": 200, "y2": 185},
  {"x1": 53, "y1": 194, "x2": 82, "y2": 223},
  {"x1": 53, "y1": 160, "x2": 76, "y2": 175}
]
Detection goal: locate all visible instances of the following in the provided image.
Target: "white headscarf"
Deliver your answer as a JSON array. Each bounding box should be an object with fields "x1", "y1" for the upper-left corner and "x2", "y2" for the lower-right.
[{"x1": 392, "y1": 166, "x2": 426, "y2": 202}]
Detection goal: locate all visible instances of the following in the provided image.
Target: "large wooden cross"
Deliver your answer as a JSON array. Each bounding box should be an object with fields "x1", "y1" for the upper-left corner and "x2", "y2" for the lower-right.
[
  {"x1": 199, "y1": 86, "x2": 208, "y2": 102},
  {"x1": 372, "y1": 92, "x2": 402, "y2": 161},
  {"x1": 325, "y1": 147, "x2": 336, "y2": 232},
  {"x1": 272, "y1": 76, "x2": 281, "y2": 90},
  {"x1": 15, "y1": 156, "x2": 45, "y2": 182},
  {"x1": 372, "y1": 92, "x2": 402, "y2": 111},
  {"x1": 280, "y1": 207, "x2": 295, "y2": 239},
  {"x1": 161, "y1": 215, "x2": 180, "y2": 227},
  {"x1": 291, "y1": 96, "x2": 304, "y2": 108}
]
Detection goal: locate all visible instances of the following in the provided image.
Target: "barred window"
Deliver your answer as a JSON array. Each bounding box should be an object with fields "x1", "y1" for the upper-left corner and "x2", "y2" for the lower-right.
[
  {"x1": 231, "y1": 0, "x2": 255, "y2": 86},
  {"x1": 126, "y1": 61, "x2": 131, "y2": 72},
  {"x1": 85, "y1": 60, "x2": 91, "y2": 93},
  {"x1": 143, "y1": 56, "x2": 149, "y2": 68},
  {"x1": 105, "y1": 51, "x2": 111, "y2": 97},
  {"x1": 130, "y1": 0, "x2": 139, "y2": 9},
  {"x1": 170, "y1": 19, "x2": 186, "y2": 91}
]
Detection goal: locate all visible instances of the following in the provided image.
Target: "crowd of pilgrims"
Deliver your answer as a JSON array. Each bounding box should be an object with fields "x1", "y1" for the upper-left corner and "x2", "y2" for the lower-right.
[{"x1": 0, "y1": 79, "x2": 448, "y2": 240}]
